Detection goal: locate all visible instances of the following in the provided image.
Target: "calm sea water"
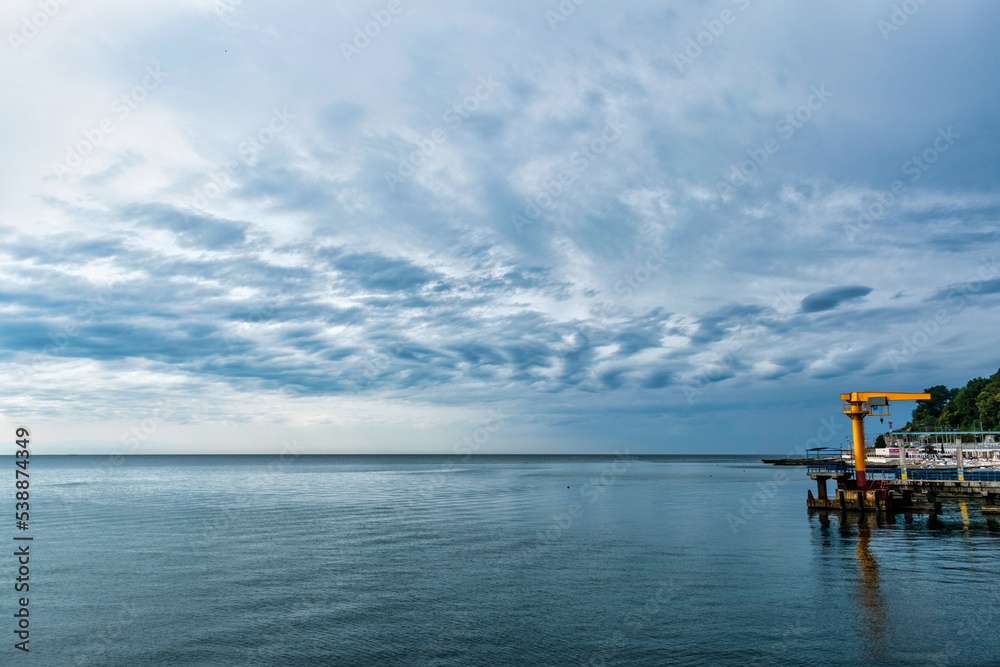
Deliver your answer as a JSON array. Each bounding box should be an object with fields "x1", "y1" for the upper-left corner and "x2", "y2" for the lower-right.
[{"x1": 18, "y1": 455, "x2": 1000, "y2": 665}]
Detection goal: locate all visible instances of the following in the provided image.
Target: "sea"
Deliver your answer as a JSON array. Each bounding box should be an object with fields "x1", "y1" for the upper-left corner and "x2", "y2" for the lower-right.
[{"x1": 18, "y1": 455, "x2": 1000, "y2": 666}]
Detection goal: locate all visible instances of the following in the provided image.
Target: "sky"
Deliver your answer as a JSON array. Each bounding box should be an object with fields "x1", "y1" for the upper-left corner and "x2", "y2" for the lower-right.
[{"x1": 1, "y1": 0, "x2": 998, "y2": 454}]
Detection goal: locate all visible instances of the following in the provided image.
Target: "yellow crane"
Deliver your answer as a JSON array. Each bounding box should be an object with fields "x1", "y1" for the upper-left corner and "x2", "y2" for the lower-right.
[{"x1": 841, "y1": 391, "x2": 931, "y2": 488}]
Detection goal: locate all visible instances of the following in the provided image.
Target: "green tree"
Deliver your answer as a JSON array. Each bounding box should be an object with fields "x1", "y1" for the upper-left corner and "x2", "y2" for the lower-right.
[
  {"x1": 949, "y1": 376, "x2": 990, "y2": 427},
  {"x1": 975, "y1": 370, "x2": 1000, "y2": 430},
  {"x1": 912, "y1": 385, "x2": 958, "y2": 429},
  {"x1": 903, "y1": 369, "x2": 1000, "y2": 431}
]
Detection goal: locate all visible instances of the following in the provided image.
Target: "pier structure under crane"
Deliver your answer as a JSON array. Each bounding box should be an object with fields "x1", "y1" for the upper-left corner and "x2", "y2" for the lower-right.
[{"x1": 807, "y1": 390, "x2": 1000, "y2": 514}]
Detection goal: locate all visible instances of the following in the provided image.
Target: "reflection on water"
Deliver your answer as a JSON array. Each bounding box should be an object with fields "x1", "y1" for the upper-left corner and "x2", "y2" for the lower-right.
[
  {"x1": 811, "y1": 506, "x2": 1000, "y2": 665},
  {"x1": 811, "y1": 513, "x2": 891, "y2": 663},
  {"x1": 854, "y1": 517, "x2": 890, "y2": 662}
]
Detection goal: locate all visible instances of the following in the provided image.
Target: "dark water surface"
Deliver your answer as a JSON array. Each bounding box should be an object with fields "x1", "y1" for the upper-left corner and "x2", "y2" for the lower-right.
[{"x1": 21, "y1": 455, "x2": 1000, "y2": 665}]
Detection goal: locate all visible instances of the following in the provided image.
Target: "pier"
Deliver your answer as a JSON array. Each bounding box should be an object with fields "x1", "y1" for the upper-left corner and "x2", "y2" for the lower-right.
[
  {"x1": 807, "y1": 450, "x2": 1000, "y2": 514},
  {"x1": 805, "y1": 390, "x2": 1000, "y2": 515},
  {"x1": 806, "y1": 392, "x2": 1000, "y2": 515}
]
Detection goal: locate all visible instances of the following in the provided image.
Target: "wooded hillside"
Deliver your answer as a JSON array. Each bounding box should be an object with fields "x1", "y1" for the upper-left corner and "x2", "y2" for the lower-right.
[{"x1": 906, "y1": 368, "x2": 1000, "y2": 431}]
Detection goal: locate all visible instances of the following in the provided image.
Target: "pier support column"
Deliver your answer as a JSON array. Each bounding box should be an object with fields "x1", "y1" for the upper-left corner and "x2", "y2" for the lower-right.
[
  {"x1": 984, "y1": 492, "x2": 998, "y2": 515},
  {"x1": 816, "y1": 478, "x2": 828, "y2": 500},
  {"x1": 956, "y1": 441, "x2": 964, "y2": 481},
  {"x1": 925, "y1": 488, "x2": 940, "y2": 514}
]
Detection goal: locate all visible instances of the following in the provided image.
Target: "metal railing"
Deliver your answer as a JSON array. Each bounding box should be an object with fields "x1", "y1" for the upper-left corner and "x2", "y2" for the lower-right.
[
  {"x1": 867, "y1": 468, "x2": 1000, "y2": 483},
  {"x1": 806, "y1": 447, "x2": 853, "y2": 474}
]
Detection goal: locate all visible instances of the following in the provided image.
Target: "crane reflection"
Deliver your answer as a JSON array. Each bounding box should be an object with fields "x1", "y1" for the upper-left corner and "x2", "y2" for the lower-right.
[
  {"x1": 812, "y1": 512, "x2": 891, "y2": 662},
  {"x1": 853, "y1": 516, "x2": 889, "y2": 662}
]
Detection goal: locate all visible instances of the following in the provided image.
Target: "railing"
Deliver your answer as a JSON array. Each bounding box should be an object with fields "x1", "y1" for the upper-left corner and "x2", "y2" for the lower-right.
[
  {"x1": 866, "y1": 468, "x2": 1000, "y2": 483},
  {"x1": 806, "y1": 447, "x2": 853, "y2": 475}
]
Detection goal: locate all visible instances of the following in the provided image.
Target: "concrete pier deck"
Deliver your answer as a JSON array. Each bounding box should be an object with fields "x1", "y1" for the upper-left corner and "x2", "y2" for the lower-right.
[{"x1": 807, "y1": 466, "x2": 1000, "y2": 514}]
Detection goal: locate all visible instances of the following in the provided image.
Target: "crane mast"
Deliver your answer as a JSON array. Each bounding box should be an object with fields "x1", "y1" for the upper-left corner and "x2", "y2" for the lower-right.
[{"x1": 840, "y1": 392, "x2": 931, "y2": 488}]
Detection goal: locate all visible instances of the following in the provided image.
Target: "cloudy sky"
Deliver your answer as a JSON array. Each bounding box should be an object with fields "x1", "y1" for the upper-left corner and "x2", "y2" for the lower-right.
[{"x1": 2, "y1": 0, "x2": 998, "y2": 454}]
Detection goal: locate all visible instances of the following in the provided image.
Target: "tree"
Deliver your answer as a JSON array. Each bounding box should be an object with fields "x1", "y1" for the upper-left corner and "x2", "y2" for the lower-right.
[
  {"x1": 912, "y1": 385, "x2": 958, "y2": 429},
  {"x1": 905, "y1": 371, "x2": 1000, "y2": 431},
  {"x1": 974, "y1": 369, "x2": 1000, "y2": 430},
  {"x1": 873, "y1": 434, "x2": 886, "y2": 449},
  {"x1": 950, "y1": 376, "x2": 990, "y2": 427}
]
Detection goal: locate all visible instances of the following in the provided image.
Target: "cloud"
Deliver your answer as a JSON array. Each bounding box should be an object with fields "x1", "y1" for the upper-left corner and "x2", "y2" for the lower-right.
[
  {"x1": 125, "y1": 204, "x2": 250, "y2": 249},
  {"x1": 322, "y1": 249, "x2": 442, "y2": 292},
  {"x1": 800, "y1": 286, "x2": 873, "y2": 313},
  {"x1": 929, "y1": 277, "x2": 1000, "y2": 302},
  {"x1": 2, "y1": 0, "x2": 1000, "y2": 452}
]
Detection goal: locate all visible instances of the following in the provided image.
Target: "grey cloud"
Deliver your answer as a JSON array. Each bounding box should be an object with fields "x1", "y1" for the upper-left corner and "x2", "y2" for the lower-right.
[
  {"x1": 125, "y1": 204, "x2": 249, "y2": 249},
  {"x1": 929, "y1": 277, "x2": 1000, "y2": 302},
  {"x1": 800, "y1": 286, "x2": 873, "y2": 313},
  {"x1": 323, "y1": 250, "x2": 442, "y2": 293},
  {"x1": 688, "y1": 304, "x2": 767, "y2": 344}
]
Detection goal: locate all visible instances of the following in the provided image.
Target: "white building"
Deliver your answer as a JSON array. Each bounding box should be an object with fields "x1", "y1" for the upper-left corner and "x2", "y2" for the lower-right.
[{"x1": 873, "y1": 447, "x2": 921, "y2": 458}]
